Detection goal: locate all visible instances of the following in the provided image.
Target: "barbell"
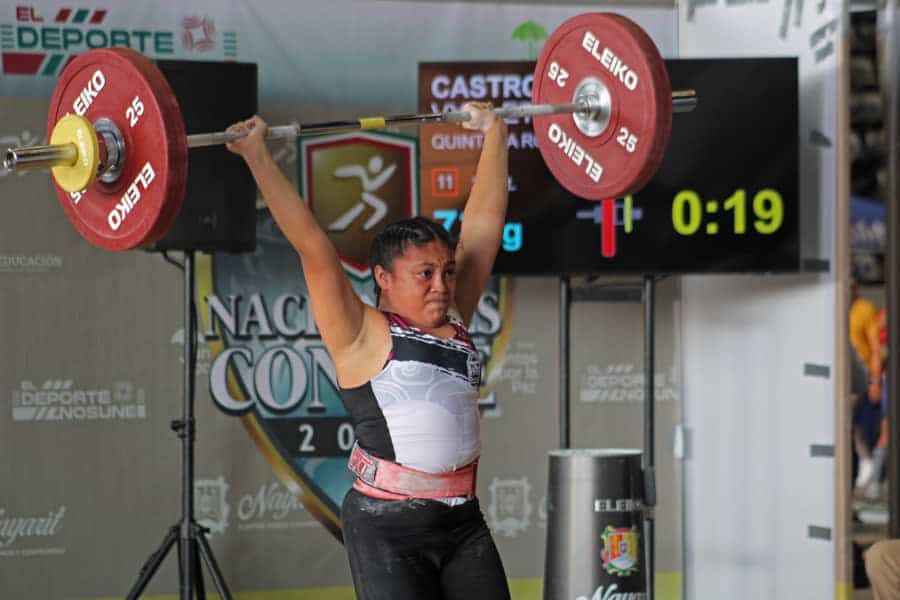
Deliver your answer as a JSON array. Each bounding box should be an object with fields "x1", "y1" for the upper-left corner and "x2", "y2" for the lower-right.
[{"x1": 3, "y1": 13, "x2": 697, "y2": 252}]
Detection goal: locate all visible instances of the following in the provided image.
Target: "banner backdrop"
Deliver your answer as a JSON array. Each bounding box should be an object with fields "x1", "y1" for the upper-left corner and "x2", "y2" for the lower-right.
[{"x1": 0, "y1": 2, "x2": 680, "y2": 598}]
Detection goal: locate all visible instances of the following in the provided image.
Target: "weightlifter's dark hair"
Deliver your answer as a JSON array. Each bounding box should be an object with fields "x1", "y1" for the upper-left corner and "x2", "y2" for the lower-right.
[{"x1": 369, "y1": 217, "x2": 457, "y2": 305}]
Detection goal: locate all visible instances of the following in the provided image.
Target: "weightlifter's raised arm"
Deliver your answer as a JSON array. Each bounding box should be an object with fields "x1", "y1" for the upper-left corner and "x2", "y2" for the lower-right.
[
  {"x1": 225, "y1": 115, "x2": 368, "y2": 359},
  {"x1": 453, "y1": 103, "x2": 509, "y2": 325}
]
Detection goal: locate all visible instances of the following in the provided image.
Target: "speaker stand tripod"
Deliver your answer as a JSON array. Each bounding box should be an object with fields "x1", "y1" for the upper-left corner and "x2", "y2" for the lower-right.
[{"x1": 125, "y1": 251, "x2": 233, "y2": 600}]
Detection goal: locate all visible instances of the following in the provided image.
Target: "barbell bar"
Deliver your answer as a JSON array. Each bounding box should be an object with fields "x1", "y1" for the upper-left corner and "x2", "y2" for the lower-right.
[
  {"x1": 1, "y1": 12, "x2": 696, "y2": 251},
  {"x1": 185, "y1": 91, "x2": 696, "y2": 147},
  {"x1": 4, "y1": 92, "x2": 697, "y2": 172}
]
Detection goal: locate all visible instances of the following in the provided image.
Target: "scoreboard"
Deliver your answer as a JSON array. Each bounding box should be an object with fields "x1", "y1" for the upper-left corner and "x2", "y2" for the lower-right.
[{"x1": 418, "y1": 58, "x2": 799, "y2": 275}]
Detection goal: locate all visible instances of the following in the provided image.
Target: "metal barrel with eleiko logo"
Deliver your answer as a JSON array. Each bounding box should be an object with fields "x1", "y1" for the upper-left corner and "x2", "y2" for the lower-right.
[{"x1": 544, "y1": 449, "x2": 646, "y2": 600}]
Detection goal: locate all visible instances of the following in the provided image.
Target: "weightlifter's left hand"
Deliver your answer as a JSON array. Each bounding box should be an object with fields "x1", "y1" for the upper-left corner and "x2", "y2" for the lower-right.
[{"x1": 461, "y1": 102, "x2": 497, "y2": 134}]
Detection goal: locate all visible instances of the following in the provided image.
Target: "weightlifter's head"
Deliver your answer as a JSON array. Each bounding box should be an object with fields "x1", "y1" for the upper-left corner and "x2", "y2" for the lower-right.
[{"x1": 369, "y1": 217, "x2": 458, "y2": 326}]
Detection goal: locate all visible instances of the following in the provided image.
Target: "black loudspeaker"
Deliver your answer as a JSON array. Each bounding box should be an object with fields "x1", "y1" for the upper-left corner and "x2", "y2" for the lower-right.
[{"x1": 150, "y1": 59, "x2": 257, "y2": 253}]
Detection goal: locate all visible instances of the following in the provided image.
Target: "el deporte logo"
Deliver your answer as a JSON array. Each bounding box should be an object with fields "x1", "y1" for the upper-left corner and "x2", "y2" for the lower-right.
[{"x1": 2, "y1": 5, "x2": 236, "y2": 76}]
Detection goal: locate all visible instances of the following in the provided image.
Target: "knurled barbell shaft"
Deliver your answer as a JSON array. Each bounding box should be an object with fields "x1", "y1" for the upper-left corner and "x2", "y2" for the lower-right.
[
  {"x1": 188, "y1": 89, "x2": 696, "y2": 148},
  {"x1": 185, "y1": 102, "x2": 592, "y2": 148},
  {"x1": 3, "y1": 89, "x2": 697, "y2": 172}
]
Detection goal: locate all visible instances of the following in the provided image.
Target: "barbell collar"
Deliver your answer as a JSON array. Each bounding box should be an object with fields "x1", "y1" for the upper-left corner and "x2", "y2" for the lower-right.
[{"x1": 94, "y1": 118, "x2": 126, "y2": 184}]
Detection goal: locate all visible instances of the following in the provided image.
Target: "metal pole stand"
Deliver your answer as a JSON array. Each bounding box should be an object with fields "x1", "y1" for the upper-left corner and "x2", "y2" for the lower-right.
[
  {"x1": 642, "y1": 274, "x2": 657, "y2": 600},
  {"x1": 125, "y1": 251, "x2": 233, "y2": 600},
  {"x1": 552, "y1": 276, "x2": 658, "y2": 599}
]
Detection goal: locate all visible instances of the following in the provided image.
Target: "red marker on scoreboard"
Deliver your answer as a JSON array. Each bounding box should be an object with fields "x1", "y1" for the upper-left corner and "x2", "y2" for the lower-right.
[
  {"x1": 601, "y1": 198, "x2": 616, "y2": 257},
  {"x1": 576, "y1": 196, "x2": 641, "y2": 259}
]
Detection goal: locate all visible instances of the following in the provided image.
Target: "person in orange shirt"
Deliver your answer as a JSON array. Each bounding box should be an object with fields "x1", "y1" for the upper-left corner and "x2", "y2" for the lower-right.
[
  {"x1": 849, "y1": 280, "x2": 886, "y2": 492},
  {"x1": 849, "y1": 286, "x2": 883, "y2": 400}
]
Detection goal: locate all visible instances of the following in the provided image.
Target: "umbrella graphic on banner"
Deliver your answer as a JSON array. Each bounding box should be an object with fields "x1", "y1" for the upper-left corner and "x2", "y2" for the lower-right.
[{"x1": 511, "y1": 20, "x2": 548, "y2": 59}]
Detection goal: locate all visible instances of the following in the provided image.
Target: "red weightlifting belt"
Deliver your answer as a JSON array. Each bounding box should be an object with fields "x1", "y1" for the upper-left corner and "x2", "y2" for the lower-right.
[{"x1": 348, "y1": 443, "x2": 478, "y2": 500}]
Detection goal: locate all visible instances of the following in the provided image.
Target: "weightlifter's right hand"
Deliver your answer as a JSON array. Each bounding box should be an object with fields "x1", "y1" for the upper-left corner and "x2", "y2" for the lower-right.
[{"x1": 226, "y1": 115, "x2": 270, "y2": 165}]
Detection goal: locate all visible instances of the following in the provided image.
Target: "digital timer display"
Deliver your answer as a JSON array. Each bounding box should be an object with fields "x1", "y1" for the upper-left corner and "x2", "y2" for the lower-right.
[
  {"x1": 417, "y1": 58, "x2": 799, "y2": 274},
  {"x1": 671, "y1": 188, "x2": 785, "y2": 236}
]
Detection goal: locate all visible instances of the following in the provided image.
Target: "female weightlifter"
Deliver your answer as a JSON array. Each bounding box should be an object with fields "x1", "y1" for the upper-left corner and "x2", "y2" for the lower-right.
[{"x1": 226, "y1": 103, "x2": 511, "y2": 600}]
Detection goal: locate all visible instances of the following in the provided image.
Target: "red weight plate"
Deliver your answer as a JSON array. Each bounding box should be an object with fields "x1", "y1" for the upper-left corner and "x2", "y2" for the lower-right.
[
  {"x1": 532, "y1": 13, "x2": 672, "y2": 200},
  {"x1": 47, "y1": 47, "x2": 187, "y2": 251}
]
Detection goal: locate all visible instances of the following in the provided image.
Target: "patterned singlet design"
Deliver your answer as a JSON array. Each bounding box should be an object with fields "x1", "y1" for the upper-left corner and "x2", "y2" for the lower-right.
[{"x1": 339, "y1": 312, "x2": 482, "y2": 474}]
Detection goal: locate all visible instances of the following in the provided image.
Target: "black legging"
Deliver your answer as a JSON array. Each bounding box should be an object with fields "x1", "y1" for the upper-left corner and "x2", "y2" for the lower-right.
[{"x1": 341, "y1": 488, "x2": 511, "y2": 600}]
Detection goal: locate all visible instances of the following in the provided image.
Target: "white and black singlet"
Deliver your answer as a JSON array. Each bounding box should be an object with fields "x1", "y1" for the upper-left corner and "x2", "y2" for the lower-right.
[
  {"x1": 339, "y1": 311, "x2": 482, "y2": 474},
  {"x1": 338, "y1": 312, "x2": 511, "y2": 600}
]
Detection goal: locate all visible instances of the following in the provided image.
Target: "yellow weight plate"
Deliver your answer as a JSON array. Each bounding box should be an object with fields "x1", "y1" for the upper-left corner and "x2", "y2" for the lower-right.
[{"x1": 49, "y1": 114, "x2": 99, "y2": 192}]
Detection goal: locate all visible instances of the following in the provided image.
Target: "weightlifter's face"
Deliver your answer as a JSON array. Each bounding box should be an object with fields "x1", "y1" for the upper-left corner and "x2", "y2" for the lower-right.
[{"x1": 378, "y1": 241, "x2": 456, "y2": 328}]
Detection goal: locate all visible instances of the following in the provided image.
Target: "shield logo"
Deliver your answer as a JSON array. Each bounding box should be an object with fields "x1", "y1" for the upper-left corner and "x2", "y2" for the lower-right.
[
  {"x1": 196, "y1": 130, "x2": 515, "y2": 541},
  {"x1": 195, "y1": 476, "x2": 230, "y2": 535},
  {"x1": 601, "y1": 525, "x2": 640, "y2": 576},
  {"x1": 487, "y1": 477, "x2": 533, "y2": 538},
  {"x1": 301, "y1": 132, "x2": 418, "y2": 280}
]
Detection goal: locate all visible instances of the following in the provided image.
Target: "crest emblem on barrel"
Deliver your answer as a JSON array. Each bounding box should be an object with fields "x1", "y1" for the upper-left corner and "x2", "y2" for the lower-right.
[{"x1": 600, "y1": 525, "x2": 640, "y2": 576}]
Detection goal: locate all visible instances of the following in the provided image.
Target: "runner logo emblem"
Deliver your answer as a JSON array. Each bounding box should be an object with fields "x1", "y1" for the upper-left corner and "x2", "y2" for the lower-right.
[{"x1": 301, "y1": 132, "x2": 418, "y2": 280}]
